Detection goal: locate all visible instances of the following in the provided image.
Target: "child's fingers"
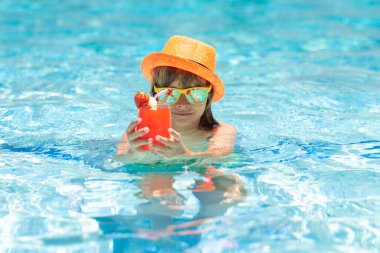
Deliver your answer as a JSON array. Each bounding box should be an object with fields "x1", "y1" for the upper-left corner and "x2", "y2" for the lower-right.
[
  {"x1": 131, "y1": 138, "x2": 153, "y2": 149},
  {"x1": 153, "y1": 150, "x2": 168, "y2": 158},
  {"x1": 156, "y1": 135, "x2": 176, "y2": 148},
  {"x1": 126, "y1": 118, "x2": 142, "y2": 134},
  {"x1": 152, "y1": 144, "x2": 169, "y2": 152},
  {"x1": 128, "y1": 127, "x2": 149, "y2": 141},
  {"x1": 151, "y1": 150, "x2": 168, "y2": 159},
  {"x1": 168, "y1": 128, "x2": 181, "y2": 142}
]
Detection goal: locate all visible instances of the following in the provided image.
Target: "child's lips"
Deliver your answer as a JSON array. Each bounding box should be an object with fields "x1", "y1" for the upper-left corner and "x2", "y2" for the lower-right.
[{"x1": 173, "y1": 112, "x2": 192, "y2": 116}]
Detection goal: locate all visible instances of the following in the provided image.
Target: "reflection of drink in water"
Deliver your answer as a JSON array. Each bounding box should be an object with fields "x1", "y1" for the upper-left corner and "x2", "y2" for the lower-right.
[{"x1": 136, "y1": 102, "x2": 171, "y2": 150}]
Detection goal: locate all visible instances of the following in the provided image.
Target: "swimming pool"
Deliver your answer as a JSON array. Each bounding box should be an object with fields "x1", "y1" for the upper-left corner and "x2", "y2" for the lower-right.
[{"x1": 1, "y1": 0, "x2": 379, "y2": 252}]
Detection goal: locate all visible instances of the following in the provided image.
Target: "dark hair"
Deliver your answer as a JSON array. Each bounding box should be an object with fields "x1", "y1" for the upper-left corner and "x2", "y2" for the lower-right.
[{"x1": 150, "y1": 66, "x2": 219, "y2": 131}]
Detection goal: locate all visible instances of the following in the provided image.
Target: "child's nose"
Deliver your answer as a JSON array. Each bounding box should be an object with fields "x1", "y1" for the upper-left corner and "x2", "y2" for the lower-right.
[{"x1": 176, "y1": 94, "x2": 190, "y2": 109}]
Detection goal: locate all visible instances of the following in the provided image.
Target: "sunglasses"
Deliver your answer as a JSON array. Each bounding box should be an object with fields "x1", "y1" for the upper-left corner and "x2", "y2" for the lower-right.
[{"x1": 153, "y1": 86, "x2": 212, "y2": 105}]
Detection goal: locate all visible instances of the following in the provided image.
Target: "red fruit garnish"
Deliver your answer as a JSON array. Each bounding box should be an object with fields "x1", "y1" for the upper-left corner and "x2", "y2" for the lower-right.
[{"x1": 134, "y1": 91, "x2": 150, "y2": 108}]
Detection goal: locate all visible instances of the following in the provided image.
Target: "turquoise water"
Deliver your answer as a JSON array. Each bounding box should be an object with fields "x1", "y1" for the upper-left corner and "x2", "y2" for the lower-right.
[{"x1": 1, "y1": 0, "x2": 380, "y2": 252}]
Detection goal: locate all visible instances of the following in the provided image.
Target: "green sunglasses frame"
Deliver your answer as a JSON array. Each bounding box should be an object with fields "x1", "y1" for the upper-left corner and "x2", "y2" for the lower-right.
[{"x1": 153, "y1": 86, "x2": 212, "y2": 104}]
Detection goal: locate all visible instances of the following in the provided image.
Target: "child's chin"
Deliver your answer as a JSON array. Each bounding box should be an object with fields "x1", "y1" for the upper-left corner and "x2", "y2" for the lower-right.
[
  {"x1": 173, "y1": 119, "x2": 193, "y2": 127},
  {"x1": 174, "y1": 120, "x2": 190, "y2": 126}
]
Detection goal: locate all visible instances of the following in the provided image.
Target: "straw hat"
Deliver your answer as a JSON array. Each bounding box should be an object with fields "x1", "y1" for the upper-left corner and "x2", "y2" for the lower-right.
[{"x1": 141, "y1": 35, "x2": 224, "y2": 102}]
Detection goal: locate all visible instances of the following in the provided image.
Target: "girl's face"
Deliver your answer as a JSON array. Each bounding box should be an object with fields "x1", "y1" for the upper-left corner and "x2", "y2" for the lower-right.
[{"x1": 168, "y1": 79, "x2": 207, "y2": 127}]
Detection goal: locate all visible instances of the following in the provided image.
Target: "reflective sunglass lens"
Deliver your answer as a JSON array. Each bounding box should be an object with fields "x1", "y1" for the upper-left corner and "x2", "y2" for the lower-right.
[{"x1": 187, "y1": 88, "x2": 207, "y2": 103}]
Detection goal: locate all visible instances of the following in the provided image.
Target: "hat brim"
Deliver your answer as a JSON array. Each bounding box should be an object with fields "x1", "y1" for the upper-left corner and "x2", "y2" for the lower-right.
[{"x1": 141, "y1": 53, "x2": 224, "y2": 102}]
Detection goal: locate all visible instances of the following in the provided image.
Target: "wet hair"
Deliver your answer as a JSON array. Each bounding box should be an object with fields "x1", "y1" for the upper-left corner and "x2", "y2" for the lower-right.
[{"x1": 150, "y1": 66, "x2": 219, "y2": 131}]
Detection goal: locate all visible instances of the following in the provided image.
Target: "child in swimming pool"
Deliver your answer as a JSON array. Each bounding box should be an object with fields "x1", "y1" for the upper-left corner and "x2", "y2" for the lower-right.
[{"x1": 115, "y1": 35, "x2": 236, "y2": 163}]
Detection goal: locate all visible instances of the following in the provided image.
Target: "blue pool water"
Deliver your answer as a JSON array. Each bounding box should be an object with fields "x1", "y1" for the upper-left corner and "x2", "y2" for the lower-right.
[{"x1": 1, "y1": 0, "x2": 380, "y2": 252}]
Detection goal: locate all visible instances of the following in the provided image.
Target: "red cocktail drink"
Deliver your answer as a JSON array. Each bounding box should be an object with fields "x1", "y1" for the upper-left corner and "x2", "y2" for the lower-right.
[{"x1": 135, "y1": 102, "x2": 171, "y2": 150}]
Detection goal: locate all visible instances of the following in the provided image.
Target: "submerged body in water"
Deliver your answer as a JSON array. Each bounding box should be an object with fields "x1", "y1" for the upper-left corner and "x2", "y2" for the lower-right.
[{"x1": 95, "y1": 164, "x2": 247, "y2": 251}]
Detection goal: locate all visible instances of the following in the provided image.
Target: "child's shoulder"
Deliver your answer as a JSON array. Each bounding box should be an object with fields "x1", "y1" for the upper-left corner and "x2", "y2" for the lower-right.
[
  {"x1": 208, "y1": 121, "x2": 237, "y2": 152},
  {"x1": 213, "y1": 121, "x2": 237, "y2": 136}
]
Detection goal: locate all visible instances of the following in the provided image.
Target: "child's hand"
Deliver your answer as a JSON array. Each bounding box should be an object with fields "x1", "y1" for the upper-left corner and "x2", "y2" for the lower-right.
[
  {"x1": 153, "y1": 128, "x2": 190, "y2": 158},
  {"x1": 125, "y1": 118, "x2": 153, "y2": 153}
]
